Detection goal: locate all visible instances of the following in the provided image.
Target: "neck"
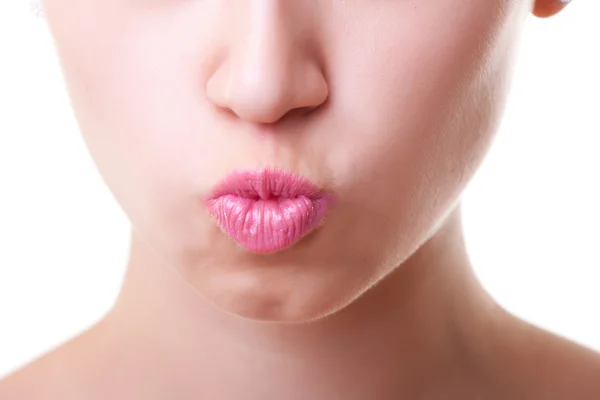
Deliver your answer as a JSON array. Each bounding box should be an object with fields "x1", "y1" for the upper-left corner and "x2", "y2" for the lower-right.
[{"x1": 102, "y1": 204, "x2": 504, "y2": 399}]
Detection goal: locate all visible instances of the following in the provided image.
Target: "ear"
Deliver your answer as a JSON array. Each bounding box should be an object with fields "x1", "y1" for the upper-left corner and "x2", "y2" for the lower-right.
[{"x1": 532, "y1": 0, "x2": 572, "y2": 18}]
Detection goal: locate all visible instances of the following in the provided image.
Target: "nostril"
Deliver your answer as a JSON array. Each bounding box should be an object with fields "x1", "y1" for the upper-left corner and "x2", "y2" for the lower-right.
[
  {"x1": 217, "y1": 105, "x2": 239, "y2": 120},
  {"x1": 291, "y1": 103, "x2": 326, "y2": 119}
]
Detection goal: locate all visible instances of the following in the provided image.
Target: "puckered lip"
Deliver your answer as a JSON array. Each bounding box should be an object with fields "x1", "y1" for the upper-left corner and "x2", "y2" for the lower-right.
[
  {"x1": 207, "y1": 167, "x2": 332, "y2": 201},
  {"x1": 204, "y1": 168, "x2": 336, "y2": 253}
]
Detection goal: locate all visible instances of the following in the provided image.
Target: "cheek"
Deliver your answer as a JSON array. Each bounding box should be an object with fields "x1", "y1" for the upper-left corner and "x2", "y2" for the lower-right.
[
  {"x1": 317, "y1": 2, "x2": 521, "y2": 264},
  {"x1": 328, "y1": 2, "x2": 517, "y2": 199}
]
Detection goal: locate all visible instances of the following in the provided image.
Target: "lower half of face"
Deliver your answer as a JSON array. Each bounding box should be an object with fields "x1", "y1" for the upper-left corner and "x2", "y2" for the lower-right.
[{"x1": 44, "y1": 0, "x2": 528, "y2": 322}]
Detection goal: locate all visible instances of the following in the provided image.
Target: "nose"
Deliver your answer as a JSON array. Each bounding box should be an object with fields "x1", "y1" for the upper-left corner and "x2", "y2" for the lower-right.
[{"x1": 206, "y1": 4, "x2": 329, "y2": 125}]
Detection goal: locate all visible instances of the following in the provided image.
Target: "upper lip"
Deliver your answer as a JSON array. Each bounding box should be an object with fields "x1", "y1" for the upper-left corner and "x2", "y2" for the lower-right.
[{"x1": 208, "y1": 168, "x2": 328, "y2": 200}]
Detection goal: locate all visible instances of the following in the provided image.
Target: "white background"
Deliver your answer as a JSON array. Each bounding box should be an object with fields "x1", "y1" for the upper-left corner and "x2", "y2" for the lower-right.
[{"x1": 1, "y1": 1, "x2": 599, "y2": 378}]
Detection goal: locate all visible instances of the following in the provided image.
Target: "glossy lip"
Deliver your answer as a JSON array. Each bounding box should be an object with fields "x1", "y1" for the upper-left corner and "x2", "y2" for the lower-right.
[{"x1": 206, "y1": 168, "x2": 334, "y2": 254}]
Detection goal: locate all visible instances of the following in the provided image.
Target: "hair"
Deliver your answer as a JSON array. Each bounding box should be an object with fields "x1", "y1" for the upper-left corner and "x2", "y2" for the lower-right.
[{"x1": 29, "y1": 0, "x2": 44, "y2": 19}]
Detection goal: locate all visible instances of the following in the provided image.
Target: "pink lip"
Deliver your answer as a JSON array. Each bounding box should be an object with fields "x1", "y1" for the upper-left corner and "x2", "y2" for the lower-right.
[{"x1": 206, "y1": 168, "x2": 333, "y2": 254}]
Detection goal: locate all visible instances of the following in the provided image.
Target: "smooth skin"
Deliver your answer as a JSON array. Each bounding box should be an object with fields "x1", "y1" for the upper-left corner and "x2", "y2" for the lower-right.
[{"x1": 2, "y1": 0, "x2": 599, "y2": 398}]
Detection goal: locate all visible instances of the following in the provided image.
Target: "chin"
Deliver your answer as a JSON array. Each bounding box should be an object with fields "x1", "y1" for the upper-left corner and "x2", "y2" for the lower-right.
[{"x1": 193, "y1": 257, "x2": 368, "y2": 324}]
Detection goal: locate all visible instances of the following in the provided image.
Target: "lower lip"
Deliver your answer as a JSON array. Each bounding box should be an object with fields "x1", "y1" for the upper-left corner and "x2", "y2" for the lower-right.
[{"x1": 206, "y1": 170, "x2": 332, "y2": 253}]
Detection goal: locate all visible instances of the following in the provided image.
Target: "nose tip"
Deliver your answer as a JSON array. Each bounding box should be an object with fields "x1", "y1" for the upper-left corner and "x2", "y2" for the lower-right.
[{"x1": 206, "y1": 59, "x2": 328, "y2": 124}]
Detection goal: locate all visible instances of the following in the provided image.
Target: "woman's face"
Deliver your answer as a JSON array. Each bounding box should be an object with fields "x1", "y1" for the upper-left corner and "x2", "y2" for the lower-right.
[{"x1": 43, "y1": 0, "x2": 529, "y2": 322}]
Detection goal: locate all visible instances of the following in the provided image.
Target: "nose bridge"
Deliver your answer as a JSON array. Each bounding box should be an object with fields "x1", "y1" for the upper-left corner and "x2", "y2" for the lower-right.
[
  {"x1": 240, "y1": 2, "x2": 295, "y2": 97},
  {"x1": 206, "y1": 2, "x2": 328, "y2": 125}
]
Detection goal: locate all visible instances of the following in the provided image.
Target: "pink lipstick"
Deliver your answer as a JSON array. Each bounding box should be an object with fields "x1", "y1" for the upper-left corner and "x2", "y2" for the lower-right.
[{"x1": 206, "y1": 169, "x2": 333, "y2": 253}]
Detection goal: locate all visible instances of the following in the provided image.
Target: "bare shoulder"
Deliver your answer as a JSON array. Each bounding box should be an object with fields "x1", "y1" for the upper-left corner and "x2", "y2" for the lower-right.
[
  {"x1": 0, "y1": 323, "x2": 114, "y2": 400},
  {"x1": 535, "y1": 328, "x2": 600, "y2": 397},
  {"x1": 0, "y1": 346, "x2": 75, "y2": 400},
  {"x1": 498, "y1": 316, "x2": 600, "y2": 399}
]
